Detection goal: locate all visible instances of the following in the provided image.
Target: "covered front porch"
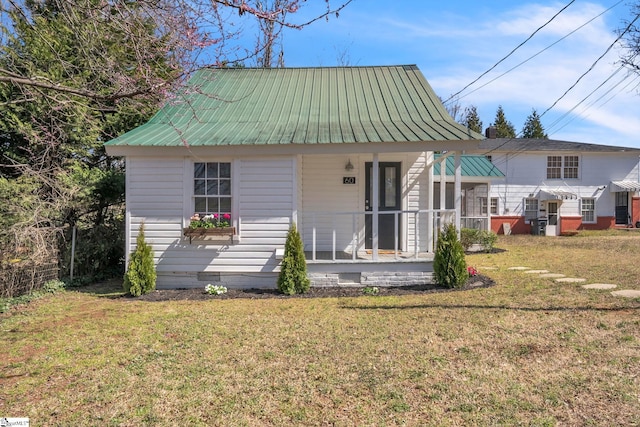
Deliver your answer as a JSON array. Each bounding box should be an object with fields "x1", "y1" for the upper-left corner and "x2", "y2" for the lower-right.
[{"x1": 294, "y1": 150, "x2": 500, "y2": 268}]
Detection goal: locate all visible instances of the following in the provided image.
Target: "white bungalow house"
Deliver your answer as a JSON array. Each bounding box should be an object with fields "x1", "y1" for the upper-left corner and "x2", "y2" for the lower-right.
[
  {"x1": 105, "y1": 65, "x2": 495, "y2": 289},
  {"x1": 468, "y1": 134, "x2": 640, "y2": 235}
]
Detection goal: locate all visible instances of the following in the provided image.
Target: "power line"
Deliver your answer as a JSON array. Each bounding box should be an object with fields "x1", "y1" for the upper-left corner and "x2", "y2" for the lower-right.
[
  {"x1": 444, "y1": 0, "x2": 576, "y2": 104},
  {"x1": 545, "y1": 65, "x2": 626, "y2": 132},
  {"x1": 456, "y1": 0, "x2": 623, "y2": 101},
  {"x1": 539, "y1": 11, "x2": 640, "y2": 120}
]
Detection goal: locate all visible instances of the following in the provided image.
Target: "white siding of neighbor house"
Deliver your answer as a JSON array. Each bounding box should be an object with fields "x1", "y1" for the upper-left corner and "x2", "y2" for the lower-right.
[
  {"x1": 486, "y1": 152, "x2": 640, "y2": 220},
  {"x1": 126, "y1": 156, "x2": 295, "y2": 289},
  {"x1": 300, "y1": 153, "x2": 428, "y2": 253}
]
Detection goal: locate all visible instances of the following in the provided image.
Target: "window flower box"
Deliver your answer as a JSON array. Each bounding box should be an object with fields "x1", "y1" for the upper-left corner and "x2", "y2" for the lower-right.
[
  {"x1": 184, "y1": 213, "x2": 235, "y2": 243},
  {"x1": 183, "y1": 226, "x2": 236, "y2": 244}
]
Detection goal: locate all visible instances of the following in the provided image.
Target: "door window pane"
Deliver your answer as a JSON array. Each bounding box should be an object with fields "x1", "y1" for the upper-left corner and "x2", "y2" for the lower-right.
[{"x1": 384, "y1": 167, "x2": 396, "y2": 207}]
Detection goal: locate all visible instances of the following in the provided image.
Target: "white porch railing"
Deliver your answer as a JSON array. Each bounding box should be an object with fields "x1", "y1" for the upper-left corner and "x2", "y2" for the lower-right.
[
  {"x1": 461, "y1": 216, "x2": 490, "y2": 231},
  {"x1": 299, "y1": 209, "x2": 457, "y2": 262}
]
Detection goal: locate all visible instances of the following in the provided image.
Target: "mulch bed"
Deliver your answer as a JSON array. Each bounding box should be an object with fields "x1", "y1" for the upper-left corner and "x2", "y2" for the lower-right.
[{"x1": 132, "y1": 274, "x2": 495, "y2": 302}]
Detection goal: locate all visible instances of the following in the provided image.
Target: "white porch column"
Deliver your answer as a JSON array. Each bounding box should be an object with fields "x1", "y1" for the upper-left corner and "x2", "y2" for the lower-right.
[
  {"x1": 426, "y1": 152, "x2": 434, "y2": 253},
  {"x1": 486, "y1": 181, "x2": 492, "y2": 231},
  {"x1": 372, "y1": 153, "x2": 379, "y2": 261},
  {"x1": 439, "y1": 155, "x2": 446, "y2": 211},
  {"x1": 454, "y1": 151, "x2": 462, "y2": 233}
]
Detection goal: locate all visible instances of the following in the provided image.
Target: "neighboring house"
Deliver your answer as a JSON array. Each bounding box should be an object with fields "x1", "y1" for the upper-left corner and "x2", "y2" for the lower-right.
[
  {"x1": 468, "y1": 135, "x2": 640, "y2": 235},
  {"x1": 105, "y1": 65, "x2": 491, "y2": 289}
]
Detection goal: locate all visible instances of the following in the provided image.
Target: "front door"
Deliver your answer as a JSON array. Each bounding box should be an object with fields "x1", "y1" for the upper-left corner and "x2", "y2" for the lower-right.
[
  {"x1": 615, "y1": 192, "x2": 629, "y2": 225},
  {"x1": 365, "y1": 162, "x2": 402, "y2": 249},
  {"x1": 546, "y1": 201, "x2": 559, "y2": 236}
]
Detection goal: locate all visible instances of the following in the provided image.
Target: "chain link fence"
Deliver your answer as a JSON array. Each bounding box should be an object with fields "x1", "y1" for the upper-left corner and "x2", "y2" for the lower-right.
[{"x1": 0, "y1": 260, "x2": 59, "y2": 298}]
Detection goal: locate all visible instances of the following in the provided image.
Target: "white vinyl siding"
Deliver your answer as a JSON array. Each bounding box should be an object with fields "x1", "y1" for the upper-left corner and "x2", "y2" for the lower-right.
[
  {"x1": 238, "y1": 158, "x2": 293, "y2": 246},
  {"x1": 300, "y1": 153, "x2": 426, "y2": 253},
  {"x1": 300, "y1": 155, "x2": 361, "y2": 252},
  {"x1": 126, "y1": 156, "x2": 295, "y2": 289}
]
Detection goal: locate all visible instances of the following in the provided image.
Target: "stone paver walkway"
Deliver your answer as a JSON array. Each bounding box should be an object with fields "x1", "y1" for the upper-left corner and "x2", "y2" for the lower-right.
[
  {"x1": 555, "y1": 277, "x2": 587, "y2": 283},
  {"x1": 538, "y1": 273, "x2": 565, "y2": 278},
  {"x1": 611, "y1": 290, "x2": 640, "y2": 298},
  {"x1": 504, "y1": 266, "x2": 640, "y2": 299},
  {"x1": 582, "y1": 283, "x2": 617, "y2": 290}
]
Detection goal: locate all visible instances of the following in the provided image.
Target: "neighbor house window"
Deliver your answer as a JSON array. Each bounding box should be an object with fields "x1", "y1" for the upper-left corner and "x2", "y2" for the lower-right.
[
  {"x1": 194, "y1": 162, "x2": 231, "y2": 217},
  {"x1": 547, "y1": 155, "x2": 579, "y2": 179},
  {"x1": 547, "y1": 156, "x2": 562, "y2": 179},
  {"x1": 581, "y1": 198, "x2": 595, "y2": 223},
  {"x1": 480, "y1": 197, "x2": 488, "y2": 215},
  {"x1": 490, "y1": 197, "x2": 498, "y2": 215},
  {"x1": 524, "y1": 198, "x2": 538, "y2": 221},
  {"x1": 564, "y1": 156, "x2": 579, "y2": 179},
  {"x1": 480, "y1": 197, "x2": 498, "y2": 215}
]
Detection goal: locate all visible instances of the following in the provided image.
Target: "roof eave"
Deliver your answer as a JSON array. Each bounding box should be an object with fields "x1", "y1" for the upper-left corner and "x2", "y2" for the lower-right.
[{"x1": 105, "y1": 139, "x2": 482, "y2": 157}]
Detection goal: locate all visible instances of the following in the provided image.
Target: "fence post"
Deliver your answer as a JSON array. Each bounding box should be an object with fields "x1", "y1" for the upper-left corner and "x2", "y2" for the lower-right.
[{"x1": 70, "y1": 225, "x2": 77, "y2": 281}]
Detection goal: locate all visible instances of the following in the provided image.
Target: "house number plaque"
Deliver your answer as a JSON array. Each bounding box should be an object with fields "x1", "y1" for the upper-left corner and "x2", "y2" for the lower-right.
[{"x1": 343, "y1": 176, "x2": 356, "y2": 185}]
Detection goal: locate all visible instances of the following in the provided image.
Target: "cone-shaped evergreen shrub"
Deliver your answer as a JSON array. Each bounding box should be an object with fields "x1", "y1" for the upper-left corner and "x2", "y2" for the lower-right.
[
  {"x1": 123, "y1": 223, "x2": 156, "y2": 296},
  {"x1": 277, "y1": 222, "x2": 310, "y2": 295},
  {"x1": 433, "y1": 223, "x2": 468, "y2": 288}
]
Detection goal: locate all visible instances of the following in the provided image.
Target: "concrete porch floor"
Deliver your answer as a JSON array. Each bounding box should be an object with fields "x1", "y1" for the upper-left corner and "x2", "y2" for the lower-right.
[{"x1": 305, "y1": 250, "x2": 434, "y2": 263}]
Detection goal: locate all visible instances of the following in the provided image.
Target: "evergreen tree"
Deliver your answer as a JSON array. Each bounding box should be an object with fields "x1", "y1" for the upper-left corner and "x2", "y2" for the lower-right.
[
  {"x1": 462, "y1": 105, "x2": 483, "y2": 134},
  {"x1": 123, "y1": 223, "x2": 156, "y2": 296},
  {"x1": 277, "y1": 223, "x2": 310, "y2": 295},
  {"x1": 492, "y1": 105, "x2": 516, "y2": 138},
  {"x1": 0, "y1": 0, "x2": 173, "y2": 278},
  {"x1": 521, "y1": 109, "x2": 548, "y2": 139},
  {"x1": 433, "y1": 223, "x2": 468, "y2": 289}
]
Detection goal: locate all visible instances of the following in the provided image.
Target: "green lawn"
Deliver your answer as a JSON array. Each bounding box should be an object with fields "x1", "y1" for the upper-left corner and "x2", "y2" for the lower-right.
[{"x1": 1, "y1": 231, "x2": 639, "y2": 426}]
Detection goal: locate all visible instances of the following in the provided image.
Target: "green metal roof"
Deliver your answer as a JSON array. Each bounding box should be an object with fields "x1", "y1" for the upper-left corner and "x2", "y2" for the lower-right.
[
  {"x1": 434, "y1": 154, "x2": 504, "y2": 177},
  {"x1": 105, "y1": 65, "x2": 484, "y2": 147}
]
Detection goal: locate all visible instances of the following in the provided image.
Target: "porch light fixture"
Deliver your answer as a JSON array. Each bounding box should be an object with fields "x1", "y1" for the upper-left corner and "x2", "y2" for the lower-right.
[{"x1": 345, "y1": 159, "x2": 354, "y2": 171}]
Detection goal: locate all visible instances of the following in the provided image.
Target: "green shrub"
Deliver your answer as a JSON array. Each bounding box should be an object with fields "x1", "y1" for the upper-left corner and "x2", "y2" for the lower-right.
[
  {"x1": 277, "y1": 222, "x2": 310, "y2": 295},
  {"x1": 43, "y1": 279, "x2": 66, "y2": 293},
  {"x1": 434, "y1": 223, "x2": 468, "y2": 289},
  {"x1": 460, "y1": 228, "x2": 480, "y2": 250},
  {"x1": 123, "y1": 223, "x2": 156, "y2": 296},
  {"x1": 460, "y1": 228, "x2": 498, "y2": 252},
  {"x1": 479, "y1": 230, "x2": 498, "y2": 252}
]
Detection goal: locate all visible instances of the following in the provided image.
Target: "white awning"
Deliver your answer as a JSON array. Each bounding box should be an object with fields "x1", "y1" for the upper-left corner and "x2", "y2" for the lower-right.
[
  {"x1": 610, "y1": 181, "x2": 640, "y2": 192},
  {"x1": 538, "y1": 188, "x2": 578, "y2": 200}
]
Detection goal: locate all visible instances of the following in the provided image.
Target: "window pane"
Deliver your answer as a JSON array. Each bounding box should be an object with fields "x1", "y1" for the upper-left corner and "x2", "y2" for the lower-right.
[
  {"x1": 207, "y1": 163, "x2": 218, "y2": 178},
  {"x1": 525, "y1": 198, "x2": 538, "y2": 220},
  {"x1": 547, "y1": 156, "x2": 562, "y2": 179},
  {"x1": 194, "y1": 163, "x2": 205, "y2": 178},
  {"x1": 220, "y1": 198, "x2": 231, "y2": 212},
  {"x1": 582, "y1": 198, "x2": 595, "y2": 222},
  {"x1": 207, "y1": 180, "x2": 218, "y2": 195},
  {"x1": 194, "y1": 197, "x2": 206, "y2": 212},
  {"x1": 490, "y1": 198, "x2": 498, "y2": 214},
  {"x1": 219, "y1": 179, "x2": 231, "y2": 195},
  {"x1": 194, "y1": 179, "x2": 206, "y2": 195},
  {"x1": 207, "y1": 198, "x2": 219, "y2": 213},
  {"x1": 219, "y1": 163, "x2": 231, "y2": 178}
]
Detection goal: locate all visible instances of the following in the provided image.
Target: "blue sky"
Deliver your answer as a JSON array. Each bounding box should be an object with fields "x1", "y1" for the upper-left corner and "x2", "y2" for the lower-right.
[{"x1": 270, "y1": 1, "x2": 640, "y2": 148}]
